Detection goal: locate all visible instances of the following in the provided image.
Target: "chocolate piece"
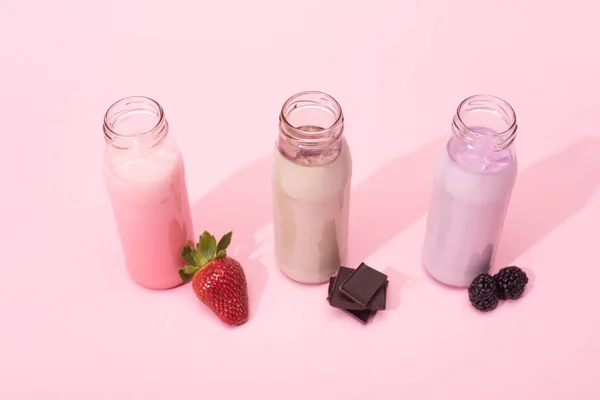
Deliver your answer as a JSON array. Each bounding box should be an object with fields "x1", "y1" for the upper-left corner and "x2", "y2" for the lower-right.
[
  {"x1": 328, "y1": 277, "x2": 377, "y2": 324},
  {"x1": 328, "y1": 277, "x2": 335, "y2": 298},
  {"x1": 339, "y1": 262, "x2": 388, "y2": 307},
  {"x1": 369, "y1": 280, "x2": 388, "y2": 310},
  {"x1": 329, "y1": 267, "x2": 387, "y2": 310},
  {"x1": 342, "y1": 308, "x2": 376, "y2": 324}
]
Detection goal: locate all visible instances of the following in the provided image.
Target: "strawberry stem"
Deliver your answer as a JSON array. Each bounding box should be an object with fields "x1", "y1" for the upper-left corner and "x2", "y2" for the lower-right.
[{"x1": 178, "y1": 231, "x2": 233, "y2": 282}]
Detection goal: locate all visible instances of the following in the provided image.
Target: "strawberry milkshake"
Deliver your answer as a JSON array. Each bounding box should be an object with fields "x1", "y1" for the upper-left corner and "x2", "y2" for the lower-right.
[
  {"x1": 272, "y1": 91, "x2": 352, "y2": 284},
  {"x1": 422, "y1": 94, "x2": 519, "y2": 287},
  {"x1": 103, "y1": 96, "x2": 194, "y2": 289}
]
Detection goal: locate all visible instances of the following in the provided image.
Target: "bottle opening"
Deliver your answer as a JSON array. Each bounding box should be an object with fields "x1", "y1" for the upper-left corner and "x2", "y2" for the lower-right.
[
  {"x1": 103, "y1": 96, "x2": 167, "y2": 149},
  {"x1": 452, "y1": 94, "x2": 517, "y2": 152},
  {"x1": 279, "y1": 91, "x2": 344, "y2": 143}
]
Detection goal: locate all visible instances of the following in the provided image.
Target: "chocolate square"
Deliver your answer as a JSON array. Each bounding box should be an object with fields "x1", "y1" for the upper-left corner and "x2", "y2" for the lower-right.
[
  {"x1": 328, "y1": 277, "x2": 376, "y2": 324},
  {"x1": 339, "y1": 262, "x2": 388, "y2": 307},
  {"x1": 328, "y1": 276, "x2": 336, "y2": 297},
  {"x1": 329, "y1": 267, "x2": 387, "y2": 310},
  {"x1": 368, "y1": 280, "x2": 388, "y2": 311},
  {"x1": 342, "y1": 307, "x2": 376, "y2": 324}
]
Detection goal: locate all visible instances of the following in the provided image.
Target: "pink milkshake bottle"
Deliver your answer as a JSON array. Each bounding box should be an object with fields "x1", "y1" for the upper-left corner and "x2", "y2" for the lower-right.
[
  {"x1": 103, "y1": 96, "x2": 194, "y2": 289},
  {"x1": 422, "y1": 94, "x2": 518, "y2": 287}
]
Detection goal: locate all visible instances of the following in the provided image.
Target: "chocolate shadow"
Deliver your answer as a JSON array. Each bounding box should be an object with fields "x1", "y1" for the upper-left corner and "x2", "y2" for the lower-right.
[
  {"x1": 348, "y1": 137, "x2": 445, "y2": 264},
  {"x1": 381, "y1": 266, "x2": 412, "y2": 311},
  {"x1": 190, "y1": 156, "x2": 271, "y2": 321},
  {"x1": 496, "y1": 137, "x2": 600, "y2": 266}
]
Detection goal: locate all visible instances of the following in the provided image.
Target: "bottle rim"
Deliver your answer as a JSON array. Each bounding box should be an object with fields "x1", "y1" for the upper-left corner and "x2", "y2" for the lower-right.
[
  {"x1": 452, "y1": 94, "x2": 517, "y2": 151},
  {"x1": 279, "y1": 91, "x2": 344, "y2": 145},
  {"x1": 103, "y1": 96, "x2": 167, "y2": 149}
]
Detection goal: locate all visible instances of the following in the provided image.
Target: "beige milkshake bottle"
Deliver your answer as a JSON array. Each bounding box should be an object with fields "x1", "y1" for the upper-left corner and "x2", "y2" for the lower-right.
[
  {"x1": 422, "y1": 94, "x2": 519, "y2": 287},
  {"x1": 272, "y1": 91, "x2": 352, "y2": 284}
]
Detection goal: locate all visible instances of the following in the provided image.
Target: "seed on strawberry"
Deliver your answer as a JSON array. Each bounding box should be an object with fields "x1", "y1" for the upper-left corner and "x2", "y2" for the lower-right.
[{"x1": 179, "y1": 231, "x2": 249, "y2": 326}]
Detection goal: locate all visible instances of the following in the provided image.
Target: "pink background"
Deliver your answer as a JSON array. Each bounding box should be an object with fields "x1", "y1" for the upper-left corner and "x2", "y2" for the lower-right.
[{"x1": 1, "y1": 0, "x2": 599, "y2": 399}]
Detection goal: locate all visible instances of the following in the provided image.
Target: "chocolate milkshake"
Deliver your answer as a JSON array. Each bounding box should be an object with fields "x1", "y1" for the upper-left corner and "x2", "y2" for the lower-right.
[{"x1": 272, "y1": 92, "x2": 352, "y2": 284}]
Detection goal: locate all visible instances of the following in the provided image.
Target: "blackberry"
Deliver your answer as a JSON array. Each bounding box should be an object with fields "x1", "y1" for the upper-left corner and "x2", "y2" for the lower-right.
[
  {"x1": 469, "y1": 294, "x2": 499, "y2": 312},
  {"x1": 494, "y1": 266, "x2": 528, "y2": 300},
  {"x1": 468, "y1": 273, "x2": 499, "y2": 312}
]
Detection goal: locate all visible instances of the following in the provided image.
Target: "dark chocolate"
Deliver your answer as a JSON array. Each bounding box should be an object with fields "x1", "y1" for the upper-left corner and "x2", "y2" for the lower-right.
[
  {"x1": 339, "y1": 262, "x2": 388, "y2": 307},
  {"x1": 328, "y1": 277, "x2": 335, "y2": 298},
  {"x1": 329, "y1": 267, "x2": 387, "y2": 310},
  {"x1": 342, "y1": 308, "x2": 376, "y2": 324},
  {"x1": 329, "y1": 276, "x2": 377, "y2": 324},
  {"x1": 370, "y1": 280, "x2": 388, "y2": 311}
]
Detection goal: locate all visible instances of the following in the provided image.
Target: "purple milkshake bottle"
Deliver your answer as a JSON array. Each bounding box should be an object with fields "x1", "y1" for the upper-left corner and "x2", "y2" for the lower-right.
[{"x1": 422, "y1": 94, "x2": 519, "y2": 287}]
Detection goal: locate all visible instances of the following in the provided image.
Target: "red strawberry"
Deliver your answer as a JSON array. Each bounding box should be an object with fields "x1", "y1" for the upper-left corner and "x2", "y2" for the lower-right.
[{"x1": 179, "y1": 231, "x2": 249, "y2": 326}]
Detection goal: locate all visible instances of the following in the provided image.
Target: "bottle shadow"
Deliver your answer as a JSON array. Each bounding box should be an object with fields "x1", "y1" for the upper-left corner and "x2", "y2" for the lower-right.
[
  {"x1": 187, "y1": 139, "x2": 447, "y2": 318},
  {"x1": 347, "y1": 137, "x2": 445, "y2": 265},
  {"x1": 186, "y1": 136, "x2": 600, "y2": 319},
  {"x1": 189, "y1": 156, "x2": 272, "y2": 321},
  {"x1": 495, "y1": 136, "x2": 600, "y2": 267}
]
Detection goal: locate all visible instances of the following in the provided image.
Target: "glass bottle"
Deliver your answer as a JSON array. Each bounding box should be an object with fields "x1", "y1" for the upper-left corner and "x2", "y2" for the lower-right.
[
  {"x1": 103, "y1": 96, "x2": 194, "y2": 289},
  {"x1": 422, "y1": 94, "x2": 518, "y2": 287},
  {"x1": 272, "y1": 91, "x2": 352, "y2": 284}
]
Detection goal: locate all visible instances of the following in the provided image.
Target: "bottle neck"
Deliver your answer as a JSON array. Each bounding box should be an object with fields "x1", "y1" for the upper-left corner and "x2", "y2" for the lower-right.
[
  {"x1": 451, "y1": 94, "x2": 517, "y2": 153},
  {"x1": 277, "y1": 91, "x2": 344, "y2": 165},
  {"x1": 103, "y1": 96, "x2": 168, "y2": 151}
]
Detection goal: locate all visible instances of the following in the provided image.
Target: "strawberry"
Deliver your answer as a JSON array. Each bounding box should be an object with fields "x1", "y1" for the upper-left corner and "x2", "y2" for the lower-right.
[{"x1": 179, "y1": 231, "x2": 249, "y2": 326}]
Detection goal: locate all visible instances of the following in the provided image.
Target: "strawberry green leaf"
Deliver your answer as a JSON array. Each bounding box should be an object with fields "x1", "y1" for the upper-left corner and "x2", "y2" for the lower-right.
[
  {"x1": 178, "y1": 265, "x2": 200, "y2": 282},
  {"x1": 216, "y1": 249, "x2": 226, "y2": 259},
  {"x1": 181, "y1": 245, "x2": 202, "y2": 267},
  {"x1": 197, "y1": 231, "x2": 217, "y2": 264},
  {"x1": 216, "y1": 231, "x2": 233, "y2": 254}
]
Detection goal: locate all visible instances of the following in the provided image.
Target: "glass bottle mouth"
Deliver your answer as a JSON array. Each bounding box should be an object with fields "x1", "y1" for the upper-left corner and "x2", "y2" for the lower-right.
[
  {"x1": 103, "y1": 96, "x2": 168, "y2": 149},
  {"x1": 279, "y1": 91, "x2": 344, "y2": 146},
  {"x1": 452, "y1": 94, "x2": 517, "y2": 151}
]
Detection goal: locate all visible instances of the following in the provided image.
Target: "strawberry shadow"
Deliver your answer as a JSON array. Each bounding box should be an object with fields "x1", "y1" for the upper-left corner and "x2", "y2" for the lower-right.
[
  {"x1": 496, "y1": 136, "x2": 600, "y2": 267},
  {"x1": 189, "y1": 156, "x2": 271, "y2": 321}
]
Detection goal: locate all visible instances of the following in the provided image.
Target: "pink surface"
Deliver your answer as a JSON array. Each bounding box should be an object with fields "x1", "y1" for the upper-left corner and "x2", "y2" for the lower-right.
[{"x1": 1, "y1": 1, "x2": 599, "y2": 399}]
